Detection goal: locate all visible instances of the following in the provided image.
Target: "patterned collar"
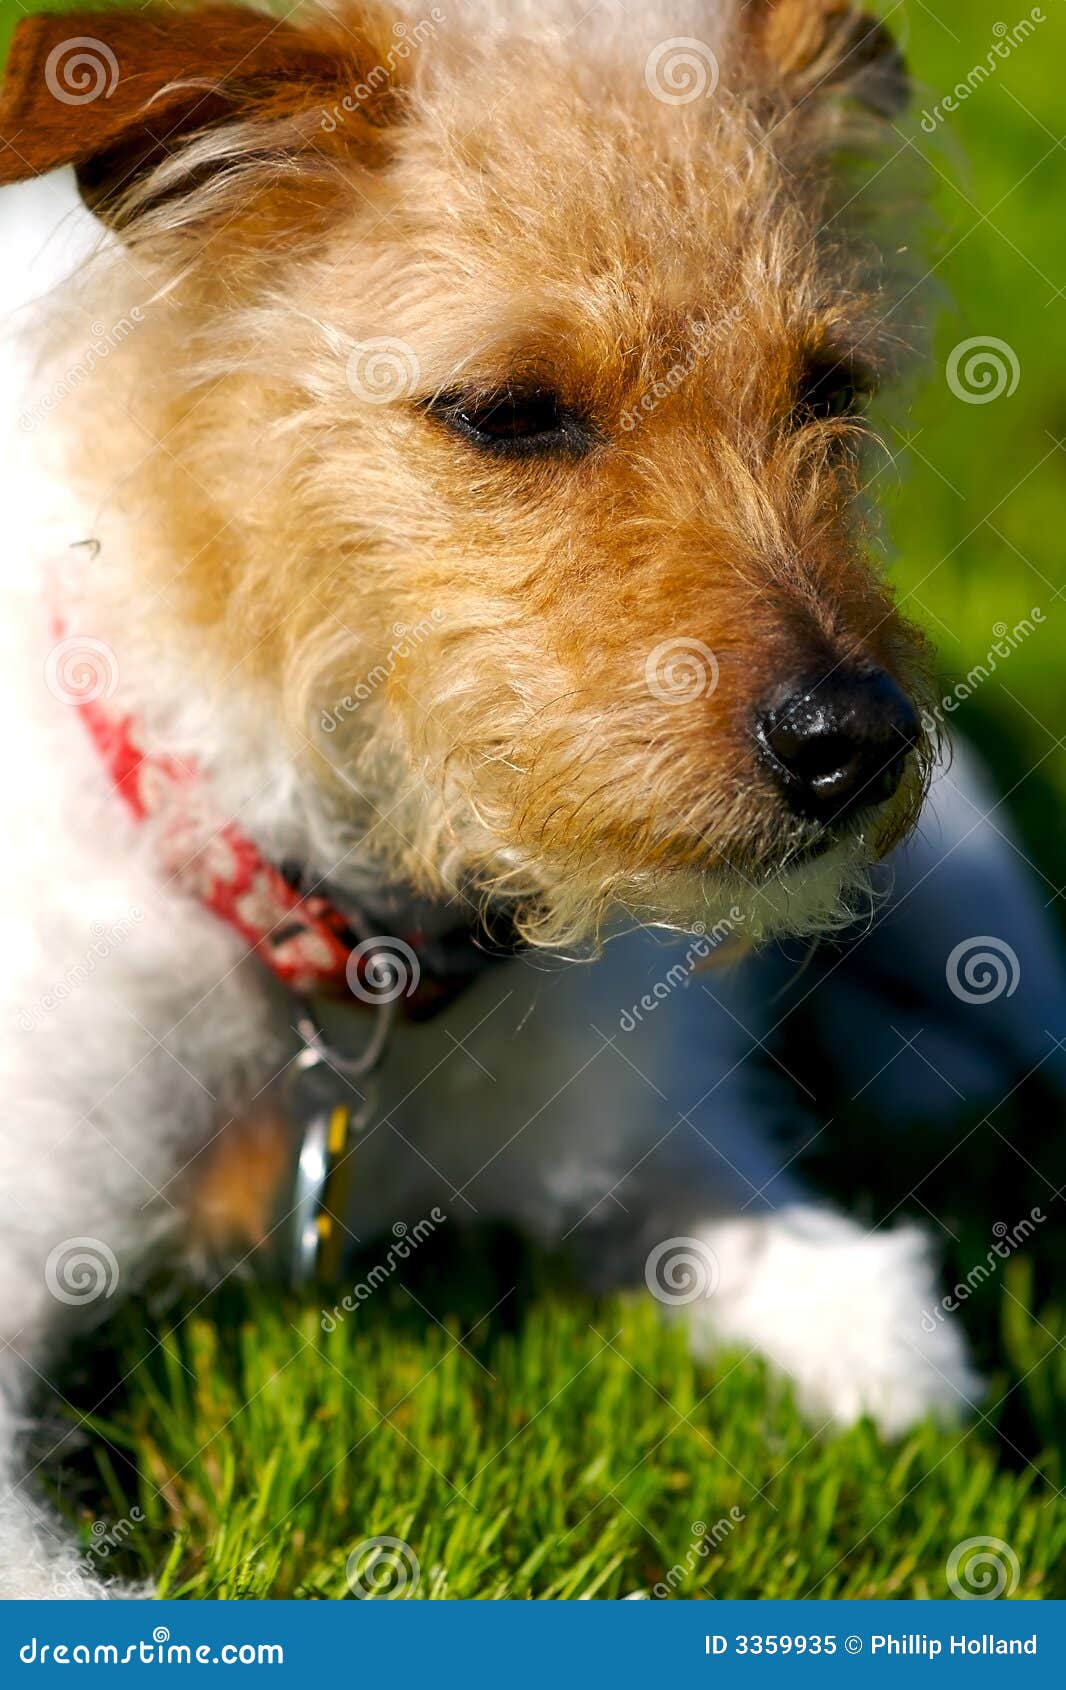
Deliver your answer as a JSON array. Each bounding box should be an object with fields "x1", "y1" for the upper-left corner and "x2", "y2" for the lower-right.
[{"x1": 74, "y1": 689, "x2": 518, "y2": 1020}]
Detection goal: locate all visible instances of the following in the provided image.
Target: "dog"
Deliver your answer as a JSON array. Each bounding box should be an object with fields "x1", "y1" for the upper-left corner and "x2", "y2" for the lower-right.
[{"x1": 0, "y1": 0, "x2": 1054, "y2": 1598}]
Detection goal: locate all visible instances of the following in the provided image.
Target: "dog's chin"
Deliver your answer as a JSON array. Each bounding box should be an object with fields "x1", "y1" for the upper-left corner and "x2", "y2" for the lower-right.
[
  {"x1": 486, "y1": 826, "x2": 874, "y2": 957},
  {"x1": 614, "y1": 837, "x2": 873, "y2": 952},
  {"x1": 631, "y1": 790, "x2": 922, "y2": 951},
  {"x1": 726, "y1": 837, "x2": 875, "y2": 945},
  {"x1": 390, "y1": 782, "x2": 914, "y2": 955}
]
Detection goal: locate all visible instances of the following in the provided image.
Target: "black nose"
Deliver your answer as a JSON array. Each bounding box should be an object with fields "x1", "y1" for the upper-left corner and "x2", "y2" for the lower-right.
[{"x1": 755, "y1": 668, "x2": 920, "y2": 824}]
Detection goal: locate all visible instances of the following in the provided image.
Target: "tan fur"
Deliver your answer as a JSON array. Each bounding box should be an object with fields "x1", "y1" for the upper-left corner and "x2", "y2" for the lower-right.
[
  {"x1": 10, "y1": 0, "x2": 934, "y2": 949},
  {"x1": 190, "y1": 1101, "x2": 294, "y2": 1253}
]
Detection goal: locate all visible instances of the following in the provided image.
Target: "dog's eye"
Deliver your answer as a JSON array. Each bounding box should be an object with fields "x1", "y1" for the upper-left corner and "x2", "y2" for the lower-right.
[
  {"x1": 793, "y1": 356, "x2": 875, "y2": 427},
  {"x1": 427, "y1": 389, "x2": 592, "y2": 459}
]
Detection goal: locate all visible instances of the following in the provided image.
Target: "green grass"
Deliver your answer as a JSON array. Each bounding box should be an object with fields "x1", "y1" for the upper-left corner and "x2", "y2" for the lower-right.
[
  {"x1": 37, "y1": 1261, "x2": 1066, "y2": 1599},
  {"x1": 4, "y1": 0, "x2": 1065, "y2": 1600}
]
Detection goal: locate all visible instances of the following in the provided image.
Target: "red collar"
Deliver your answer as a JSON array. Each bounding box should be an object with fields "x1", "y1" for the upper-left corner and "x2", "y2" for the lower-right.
[{"x1": 74, "y1": 690, "x2": 515, "y2": 1019}]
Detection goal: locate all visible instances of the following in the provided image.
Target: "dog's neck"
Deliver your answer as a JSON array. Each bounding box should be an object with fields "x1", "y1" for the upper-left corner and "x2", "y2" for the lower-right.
[{"x1": 66, "y1": 636, "x2": 519, "y2": 1017}]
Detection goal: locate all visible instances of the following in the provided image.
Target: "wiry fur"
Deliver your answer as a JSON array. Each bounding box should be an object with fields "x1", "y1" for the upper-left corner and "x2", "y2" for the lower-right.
[
  {"x1": 0, "y1": 0, "x2": 978, "y2": 1597},
  {"x1": 35, "y1": 0, "x2": 934, "y2": 950}
]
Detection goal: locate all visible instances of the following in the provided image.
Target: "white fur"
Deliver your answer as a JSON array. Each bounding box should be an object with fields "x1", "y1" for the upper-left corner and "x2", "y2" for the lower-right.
[
  {"x1": 0, "y1": 156, "x2": 980, "y2": 1599},
  {"x1": 687, "y1": 1211, "x2": 982, "y2": 1436}
]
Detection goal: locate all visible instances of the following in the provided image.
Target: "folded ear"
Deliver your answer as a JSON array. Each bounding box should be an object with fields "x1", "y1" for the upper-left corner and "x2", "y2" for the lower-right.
[
  {"x1": 744, "y1": 0, "x2": 909, "y2": 119},
  {"x1": 0, "y1": 4, "x2": 397, "y2": 222}
]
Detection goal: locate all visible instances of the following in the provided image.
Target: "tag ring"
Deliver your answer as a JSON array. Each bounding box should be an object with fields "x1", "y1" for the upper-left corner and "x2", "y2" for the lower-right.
[{"x1": 292, "y1": 991, "x2": 398, "y2": 1082}]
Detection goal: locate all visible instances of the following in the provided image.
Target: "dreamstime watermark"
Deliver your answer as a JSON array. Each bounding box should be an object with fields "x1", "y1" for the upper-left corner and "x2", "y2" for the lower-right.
[
  {"x1": 645, "y1": 37, "x2": 719, "y2": 105},
  {"x1": 345, "y1": 936, "x2": 422, "y2": 1005},
  {"x1": 18, "y1": 908, "x2": 145, "y2": 1031},
  {"x1": 54, "y1": 1510, "x2": 146, "y2": 1591},
  {"x1": 920, "y1": 1209, "x2": 1045, "y2": 1333},
  {"x1": 346, "y1": 337, "x2": 420, "y2": 404},
  {"x1": 946, "y1": 1536, "x2": 1020, "y2": 1599},
  {"x1": 321, "y1": 11, "x2": 445, "y2": 130},
  {"x1": 44, "y1": 635, "x2": 120, "y2": 705},
  {"x1": 645, "y1": 638, "x2": 719, "y2": 704},
  {"x1": 946, "y1": 936, "x2": 1020, "y2": 1004},
  {"x1": 918, "y1": 11, "x2": 1045, "y2": 132},
  {"x1": 44, "y1": 1237, "x2": 120, "y2": 1307},
  {"x1": 45, "y1": 36, "x2": 119, "y2": 106},
  {"x1": 320, "y1": 611, "x2": 445, "y2": 732},
  {"x1": 620, "y1": 304, "x2": 746, "y2": 433},
  {"x1": 645, "y1": 1237, "x2": 720, "y2": 1306},
  {"x1": 946, "y1": 336, "x2": 1020, "y2": 404},
  {"x1": 321, "y1": 1210, "x2": 447, "y2": 1330},
  {"x1": 921, "y1": 610, "x2": 1044, "y2": 733},
  {"x1": 20, "y1": 309, "x2": 146, "y2": 433},
  {"x1": 345, "y1": 1535, "x2": 421, "y2": 1598},
  {"x1": 652, "y1": 1510, "x2": 745, "y2": 1598},
  {"x1": 619, "y1": 910, "x2": 745, "y2": 1031},
  {"x1": 20, "y1": 1629, "x2": 284, "y2": 1665}
]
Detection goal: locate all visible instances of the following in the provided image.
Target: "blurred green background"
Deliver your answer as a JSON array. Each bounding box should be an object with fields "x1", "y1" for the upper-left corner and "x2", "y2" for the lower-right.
[
  {"x1": 1, "y1": 0, "x2": 1063, "y2": 1601},
  {"x1": 879, "y1": 0, "x2": 1065, "y2": 900}
]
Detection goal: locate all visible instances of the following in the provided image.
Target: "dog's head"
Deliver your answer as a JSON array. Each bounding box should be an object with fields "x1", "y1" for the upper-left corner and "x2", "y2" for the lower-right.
[{"x1": 3, "y1": 0, "x2": 933, "y2": 947}]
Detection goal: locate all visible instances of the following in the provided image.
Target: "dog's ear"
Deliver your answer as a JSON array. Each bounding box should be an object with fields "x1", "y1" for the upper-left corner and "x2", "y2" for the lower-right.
[
  {"x1": 743, "y1": 0, "x2": 909, "y2": 119},
  {"x1": 0, "y1": 4, "x2": 399, "y2": 224}
]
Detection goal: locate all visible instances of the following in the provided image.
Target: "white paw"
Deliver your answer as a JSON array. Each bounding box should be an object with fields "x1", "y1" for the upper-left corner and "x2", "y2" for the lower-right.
[{"x1": 676, "y1": 1206, "x2": 983, "y2": 1436}]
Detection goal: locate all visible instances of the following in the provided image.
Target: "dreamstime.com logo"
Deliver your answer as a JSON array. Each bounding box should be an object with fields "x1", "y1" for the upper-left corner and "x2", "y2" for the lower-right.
[
  {"x1": 619, "y1": 910, "x2": 745, "y2": 1031},
  {"x1": 346, "y1": 337, "x2": 420, "y2": 404},
  {"x1": 321, "y1": 1209, "x2": 447, "y2": 1331},
  {"x1": 45, "y1": 1237, "x2": 119, "y2": 1306},
  {"x1": 620, "y1": 303, "x2": 746, "y2": 433},
  {"x1": 920, "y1": 1209, "x2": 1044, "y2": 1333},
  {"x1": 19, "y1": 1628, "x2": 284, "y2": 1665},
  {"x1": 18, "y1": 908, "x2": 144, "y2": 1031},
  {"x1": 45, "y1": 636, "x2": 119, "y2": 705},
  {"x1": 321, "y1": 10, "x2": 445, "y2": 130},
  {"x1": 645, "y1": 1237, "x2": 720, "y2": 1306},
  {"x1": 946, "y1": 336, "x2": 1020, "y2": 404},
  {"x1": 920, "y1": 610, "x2": 1045, "y2": 732},
  {"x1": 918, "y1": 10, "x2": 1046, "y2": 132},
  {"x1": 645, "y1": 637, "x2": 719, "y2": 704},
  {"x1": 48, "y1": 1509, "x2": 147, "y2": 1594},
  {"x1": 645, "y1": 37, "x2": 719, "y2": 104},
  {"x1": 946, "y1": 935, "x2": 1020, "y2": 1004},
  {"x1": 320, "y1": 611, "x2": 446, "y2": 732},
  {"x1": 345, "y1": 1536, "x2": 421, "y2": 1598},
  {"x1": 45, "y1": 36, "x2": 119, "y2": 105},
  {"x1": 345, "y1": 936, "x2": 421, "y2": 1005},
  {"x1": 652, "y1": 1510, "x2": 745, "y2": 1597},
  {"x1": 20, "y1": 308, "x2": 146, "y2": 433},
  {"x1": 946, "y1": 1536, "x2": 1020, "y2": 1599}
]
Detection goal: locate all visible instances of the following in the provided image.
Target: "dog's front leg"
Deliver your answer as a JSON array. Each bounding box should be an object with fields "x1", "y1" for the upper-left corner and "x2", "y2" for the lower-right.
[
  {"x1": 658, "y1": 1206, "x2": 982, "y2": 1437},
  {"x1": 429, "y1": 930, "x2": 982, "y2": 1436},
  {"x1": 0, "y1": 942, "x2": 284, "y2": 1597},
  {"x1": 0, "y1": 1086, "x2": 184, "y2": 1599},
  {"x1": 0, "y1": 1366, "x2": 117, "y2": 1599},
  {"x1": 564, "y1": 1115, "x2": 983, "y2": 1435},
  {"x1": 594, "y1": 966, "x2": 984, "y2": 1435},
  {"x1": 0, "y1": 1197, "x2": 141, "y2": 1599}
]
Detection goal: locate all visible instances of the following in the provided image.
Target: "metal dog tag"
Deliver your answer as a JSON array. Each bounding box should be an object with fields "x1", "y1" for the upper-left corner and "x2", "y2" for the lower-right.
[
  {"x1": 289, "y1": 1099, "x2": 360, "y2": 1286},
  {"x1": 278, "y1": 994, "x2": 398, "y2": 1289}
]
